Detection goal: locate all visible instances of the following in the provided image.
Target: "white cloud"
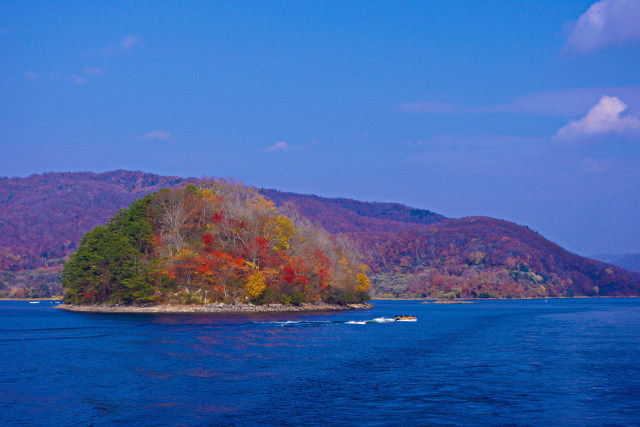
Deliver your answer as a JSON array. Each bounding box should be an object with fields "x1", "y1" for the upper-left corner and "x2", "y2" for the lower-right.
[
  {"x1": 140, "y1": 130, "x2": 171, "y2": 141},
  {"x1": 71, "y1": 74, "x2": 86, "y2": 85},
  {"x1": 564, "y1": 0, "x2": 640, "y2": 54},
  {"x1": 24, "y1": 71, "x2": 38, "y2": 81},
  {"x1": 398, "y1": 87, "x2": 640, "y2": 117},
  {"x1": 121, "y1": 34, "x2": 142, "y2": 49},
  {"x1": 554, "y1": 95, "x2": 640, "y2": 140},
  {"x1": 266, "y1": 141, "x2": 288, "y2": 152}
]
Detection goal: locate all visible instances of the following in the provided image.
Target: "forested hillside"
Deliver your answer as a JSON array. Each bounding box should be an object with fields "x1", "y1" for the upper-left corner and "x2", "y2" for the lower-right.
[
  {"x1": 62, "y1": 181, "x2": 370, "y2": 305},
  {"x1": 0, "y1": 171, "x2": 193, "y2": 297},
  {"x1": 348, "y1": 218, "x2": 639, "y2": 298},
  {"x1": 2, "y1": 170, "x2": 639, "y2": 299},
  {"x1": 0, "y1": 171, "x2": 190, "y2": 269},
  {"x1": 261, "y1": 191, "x2": 640, "y2": 298}
]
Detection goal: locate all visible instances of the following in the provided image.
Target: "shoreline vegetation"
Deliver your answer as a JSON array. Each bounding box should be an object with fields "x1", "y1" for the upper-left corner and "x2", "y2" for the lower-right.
[
  {"x1": 5, "y1": 295, "x2": 636, "y2": 303},
  {"x1": 58, "y1": 302, "x2": 373, "y2": 314},
  {"x1": 61, "y1": 181, "x2": 372, "y2": 308}
]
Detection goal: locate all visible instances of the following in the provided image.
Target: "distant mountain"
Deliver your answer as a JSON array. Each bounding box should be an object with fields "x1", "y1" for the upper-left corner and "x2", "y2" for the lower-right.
[
  {"x1": 260, "y1": 191, "x2": 640, "y2": 298},
  {"x1": 1, "y1": 170, "x2": 639, "y2": 298},
  {"x1": 0, "y1": 171, "x2": 194, "y2": 297},
  {"x1": 0, "y1": 170, "x2": 192, "y2": 269},
  {"x1": 591, "y1": 254, "x2": 640, "y2": 273},
  {"x1": 261, "y1": 189, "x2": 445, "y2": 234}
]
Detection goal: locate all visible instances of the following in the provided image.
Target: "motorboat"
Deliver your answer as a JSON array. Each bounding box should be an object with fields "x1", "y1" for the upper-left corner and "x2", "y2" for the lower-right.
[{"x1": 394, "y1": 315, "x2": 417, "y2": 322}]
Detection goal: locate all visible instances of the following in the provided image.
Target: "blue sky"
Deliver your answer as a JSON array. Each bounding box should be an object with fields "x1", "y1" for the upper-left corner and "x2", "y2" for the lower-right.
[{"x1": 1, "y1": 0, "x2": 639, "y2": 256}]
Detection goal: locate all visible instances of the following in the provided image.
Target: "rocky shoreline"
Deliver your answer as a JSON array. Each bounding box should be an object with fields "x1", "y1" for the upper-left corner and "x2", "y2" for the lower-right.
[{"x1": 58, "y1": 302, "x2": 373, "y2": 314}]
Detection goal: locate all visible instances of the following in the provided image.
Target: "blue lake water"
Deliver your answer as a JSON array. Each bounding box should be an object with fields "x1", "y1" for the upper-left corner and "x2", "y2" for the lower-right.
[{"x1": 1, "y1": 299, "x2": 639, "y2": 426}]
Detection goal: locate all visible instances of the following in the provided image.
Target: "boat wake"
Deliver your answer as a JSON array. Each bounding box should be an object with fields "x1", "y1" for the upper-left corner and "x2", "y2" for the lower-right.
[
  {"x1": 346, "y1": 317, "x2": 396, "y2": 324},
  {"x1": 261, "y1": 317, "x2": 401, "y2": 327}
]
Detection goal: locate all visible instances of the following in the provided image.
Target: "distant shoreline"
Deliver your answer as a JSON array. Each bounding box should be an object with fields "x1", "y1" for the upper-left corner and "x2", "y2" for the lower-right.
[
  {"x1": 424, "y1": 300, "x2": 475, "y2": 304},
  {"x1": 58, "y1": 302, "x2": 373, "y2": 314},
  {"x1": 374, "y1": 295, "x2": 639, "y2": 301}
]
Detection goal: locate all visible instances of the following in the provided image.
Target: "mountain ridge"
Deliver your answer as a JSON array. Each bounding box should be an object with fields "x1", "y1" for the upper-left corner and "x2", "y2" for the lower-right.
[
  {"x1": 591, "y1": 253, "x2": 640, "y2": 273},
  {"x1": 260, "y1": 189, "x2": 445, "y2": 234},
  {"x1": 1, "y1": 170, "x2": 638, "y2": 298}
]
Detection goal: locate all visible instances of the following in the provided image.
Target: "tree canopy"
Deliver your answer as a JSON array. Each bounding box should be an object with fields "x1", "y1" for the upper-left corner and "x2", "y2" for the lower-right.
[{"x1": 62, "y1": 180, "x2": 370, "y2": 305}]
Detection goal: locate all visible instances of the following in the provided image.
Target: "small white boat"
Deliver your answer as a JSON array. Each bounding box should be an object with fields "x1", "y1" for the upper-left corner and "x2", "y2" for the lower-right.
[{"x1": 29, "y1": 301, "x2": 40, "y2": 304}]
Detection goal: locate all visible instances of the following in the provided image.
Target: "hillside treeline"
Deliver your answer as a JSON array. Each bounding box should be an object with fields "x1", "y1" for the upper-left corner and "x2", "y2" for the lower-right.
[
  {"x1": 3, "y1": 171, "x2": 639, "y2": 300},
  {"x1": 62, "y1": 180, "x2": 371, "y2": 305},
  {"x1": 263, "y1": 192, "x2": 640, "y2": 299},
  {"x1": 350, "y1": 218, "x2": 640, "y2": 299},
  {"x1": 0, "y1": 171, "x2": 192, "y2": 298}
]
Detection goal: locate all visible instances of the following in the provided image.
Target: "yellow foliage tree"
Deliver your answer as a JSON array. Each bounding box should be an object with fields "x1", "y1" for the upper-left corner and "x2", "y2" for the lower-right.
[
  {"x1": 355, "y1": 272, "x2": 371, "y2": 292},
  {"x1": 246, "y1": 271, "x2": 267, "y2": 299},
  {"x1": 338, "y1": 254, "x2": 350, "y2": 271},
  {"x1": 251, "y1": 195, "x2": 276, "y2": 212},
  {"x1": 267, "y1": 215, "x2": 297, "y2": 251},
  {"x1": 355, "y1": 264, "x2": 371, "y2": 292}
]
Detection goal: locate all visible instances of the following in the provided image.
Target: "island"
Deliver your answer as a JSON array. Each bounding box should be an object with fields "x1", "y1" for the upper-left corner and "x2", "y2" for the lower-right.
[
  {"x1": 59, "y1": 302, "x2": 372, "y2": 313},
  {"x1": 61, "y1": 180, "x2": 372, "y2": 312}
]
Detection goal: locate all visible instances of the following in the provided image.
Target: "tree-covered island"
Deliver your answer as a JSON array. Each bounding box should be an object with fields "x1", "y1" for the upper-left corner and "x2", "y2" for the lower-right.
[{"x1": 61, "y1": 180, "x2": 371, "y2": 311}]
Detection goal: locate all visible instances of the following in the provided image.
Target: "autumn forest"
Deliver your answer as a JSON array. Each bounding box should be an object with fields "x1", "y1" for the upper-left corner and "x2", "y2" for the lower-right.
[
  {"x1": 1, "y1": 171, "x2": 639, "y2": 301},
  {"x1": 62, "y1": 180, "x2": 371, "y2": 305}
]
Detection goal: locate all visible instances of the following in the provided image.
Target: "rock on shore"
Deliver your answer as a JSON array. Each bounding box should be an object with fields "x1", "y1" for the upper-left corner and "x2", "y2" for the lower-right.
[{"x1": 58, "y1": 302, "x2": 373, "y2": 314}]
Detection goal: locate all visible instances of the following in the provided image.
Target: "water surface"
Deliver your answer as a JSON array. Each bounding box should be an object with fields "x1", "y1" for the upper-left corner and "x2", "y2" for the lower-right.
[{"x1": 1, "y1": 299, "x2": 639, "y2": 425}]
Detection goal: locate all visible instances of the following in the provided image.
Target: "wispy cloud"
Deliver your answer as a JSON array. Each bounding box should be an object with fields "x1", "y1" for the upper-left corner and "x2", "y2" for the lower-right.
[
  {"x1": 403, "y1": 134, "x2": 549, "y2": 177},
  {"x1": 399, "y1": 101, "x2": 474, "y2": 115},
  {"x1": 71, "y1": 74, "x2": 86, "y2": 85},
  {"x1": 98, "y1": 34, "x2": 143, "y2": 56},
  {"x1": 398, "y1": 87, "x2": 640, "y2": 117},
  {"x1": 554, "y1": 95, "x2": 640, "y2": 140},
  {"x1": 24, "y1": 71, "x2": 38, "y2": 81},
  {"x1": 404, "y1": 139, "x2": 426, "y2": 147},
  {"x1": 140, "y1": 130, "x2": 171, "y2": 141},
  {"x1": 581, "y1": 158, "x2": 615, "y2": 174},
  {"x1": 266, "y1": 141, "x2": 289, "y2": 152},
  {"x1": 83, "y1": 66, "x2": 104, "y2": 75},
  {"x1": 121, "y1": 34, "x2": 142, "y2": 50},
  {"x1": 563, "y1": 0, "x2": 640, "y2": 54}
]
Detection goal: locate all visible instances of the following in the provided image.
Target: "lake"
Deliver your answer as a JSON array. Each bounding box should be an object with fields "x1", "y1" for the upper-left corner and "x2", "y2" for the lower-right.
[{"x1": 1, "y1": 299, "x2": 639, "y2": 426}]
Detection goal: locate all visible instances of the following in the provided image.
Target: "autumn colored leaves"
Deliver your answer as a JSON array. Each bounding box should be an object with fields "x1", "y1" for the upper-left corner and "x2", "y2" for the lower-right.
[{"x1": 63, "y1": 180, "x2": 371, "y2": 305}]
